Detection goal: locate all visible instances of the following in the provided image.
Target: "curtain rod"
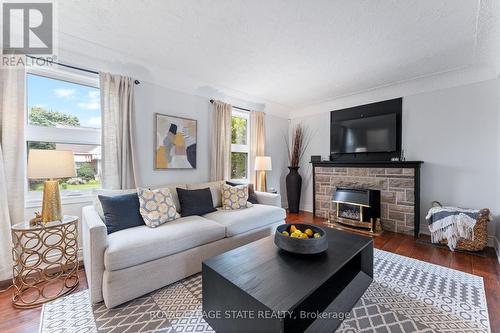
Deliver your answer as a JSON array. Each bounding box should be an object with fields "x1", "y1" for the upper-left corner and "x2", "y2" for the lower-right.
[
  {"x1": 209, "y1": 99, "x2": 251, "y2": 112},
  {"x1": 26, "y1": 55, "x2": 140, "y2": 85}
]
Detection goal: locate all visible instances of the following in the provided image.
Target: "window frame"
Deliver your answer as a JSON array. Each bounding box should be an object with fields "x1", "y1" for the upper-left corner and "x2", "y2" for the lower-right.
[
  {"x1": 230, "y1": 109, "x2": 250, "y2": 182},
  {"x1": 25, "y1": 66, "x2": 101, "y2": 206}
]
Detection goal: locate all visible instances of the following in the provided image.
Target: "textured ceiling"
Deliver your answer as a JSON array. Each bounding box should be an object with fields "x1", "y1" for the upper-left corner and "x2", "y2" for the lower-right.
[{"x1": 57, "y1": 0, "x2": 500, "y2": 114}]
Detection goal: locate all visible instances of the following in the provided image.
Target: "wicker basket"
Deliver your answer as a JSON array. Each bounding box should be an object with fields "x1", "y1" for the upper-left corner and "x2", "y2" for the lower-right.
[{"x1": 438, "y1": 208, "x2": 490, "y2": 251}]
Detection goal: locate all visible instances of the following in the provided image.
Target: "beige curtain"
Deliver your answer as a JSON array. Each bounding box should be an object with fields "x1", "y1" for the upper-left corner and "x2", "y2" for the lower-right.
[
  {"x1": 249, "y1": 111, "x2": 265, "y2": 186},
  {"x1": 0, "y1": 65, "x2": 25, "y2": 280},
  {"x1": 100, "y1": 72, "x2": 137, "y2": 189},
  {"x1": 210, "y1": 100, "x2": 232, "y2": 181}
]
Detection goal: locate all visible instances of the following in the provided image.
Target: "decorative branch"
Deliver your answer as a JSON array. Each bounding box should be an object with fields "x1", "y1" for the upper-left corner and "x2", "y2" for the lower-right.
[{"x1": 286, "y1": 124, "x2": 311, "y2": 167}]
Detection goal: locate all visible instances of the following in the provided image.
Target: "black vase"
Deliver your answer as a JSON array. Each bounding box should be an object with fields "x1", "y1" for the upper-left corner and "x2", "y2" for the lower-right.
[{"x1": 286, "y1": 166, "x2": 302, "y2": 213}]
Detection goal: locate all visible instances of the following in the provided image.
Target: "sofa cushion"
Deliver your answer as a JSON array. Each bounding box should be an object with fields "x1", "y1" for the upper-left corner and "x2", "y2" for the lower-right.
[
  {"x1": 186, "y1": 181, "x2": 224, "y2": 207},
  {"x1": 221, "y1": 183, "x2": 252, "y2": 210},
  {"x1": 137, "y1": 187, "x2": 180, "y2": 227},
  {"x1": 98, "y1": 193, "x2": 145, "y2": 234},
  {"x1": 177, "y1": 187, "x2": 217, "y2": 217},
  {"x1": 203, "y1": 204, "x2": 286, "y2": 237},
  {"x1": 227, "y1": 181, "x2": 258, "y2": 204},
  {"x1": 93, "y1": 189, "x2": 137, "y2": 221},
  {"x1": 149, "y1": 183, "x2": 186, "y2": 213},
  {"x1": 104, "y1": 216, "x2": 225, "y2": 271}
]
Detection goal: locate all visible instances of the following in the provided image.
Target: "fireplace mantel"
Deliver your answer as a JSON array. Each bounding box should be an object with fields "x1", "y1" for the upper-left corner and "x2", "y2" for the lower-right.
[
  {"x1": 312, "y1": 161, "x2": 423, "y2": 237},
  {"x1": 311, "y1": 161, "x2": 423, "y2": 168}
]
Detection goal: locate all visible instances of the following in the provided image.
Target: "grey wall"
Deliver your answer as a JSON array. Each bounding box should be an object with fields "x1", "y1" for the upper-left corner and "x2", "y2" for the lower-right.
[
  {"x1": 291, "y1": 78, "x2": 500, "y2": 243},
  {"x1": 133, "y1": 81, "x2": 212, "y2": 187},
  {"x1": 133, "y1": 81, "x2": 289, "y2": 193}
]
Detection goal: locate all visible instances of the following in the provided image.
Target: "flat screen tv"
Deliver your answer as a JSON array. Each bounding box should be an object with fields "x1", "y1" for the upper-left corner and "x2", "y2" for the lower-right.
[{"x1": 330, "y1": 98, "x2": 402, "y2": 161}]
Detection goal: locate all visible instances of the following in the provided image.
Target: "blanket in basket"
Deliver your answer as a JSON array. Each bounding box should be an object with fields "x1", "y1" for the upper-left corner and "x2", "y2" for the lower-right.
[{"x1": 426, "y1": 206, "x2": 479, "y2": 251}]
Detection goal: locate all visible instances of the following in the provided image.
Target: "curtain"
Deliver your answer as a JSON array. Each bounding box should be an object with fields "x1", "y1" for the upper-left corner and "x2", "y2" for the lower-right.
[
  {"x1": 210, "y1": 100, "x2": 232, "y2": 181},
  {"x1": 0, "y1": 65, "x2": 25, "y2": 280},
  {"x1": 100, "y1": 72, "x2": 137, "y2": 189},
  {"x1": 249, "y1": 111, "x2": 265, "y2": 187}
]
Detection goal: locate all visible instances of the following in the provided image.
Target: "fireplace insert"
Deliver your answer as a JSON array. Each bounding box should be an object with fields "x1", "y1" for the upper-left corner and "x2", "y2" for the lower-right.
[{"x1": 332, "y1": 187, "x2": 381, "y2": 233}]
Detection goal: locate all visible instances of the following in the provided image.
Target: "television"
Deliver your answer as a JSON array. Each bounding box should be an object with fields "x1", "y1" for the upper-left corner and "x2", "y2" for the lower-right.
[{"x1": 330, "y1": 98, "x2": 402, "y2": 161}]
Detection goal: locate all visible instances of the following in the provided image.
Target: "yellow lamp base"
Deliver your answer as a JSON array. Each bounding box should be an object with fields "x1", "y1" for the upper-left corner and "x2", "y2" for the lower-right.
[
  {"x1": 42, "y1": 180, "x2": 62, "y2": 223},
  {"x1": 256, "y1": 171, "x2": 267, "y2": 192}
]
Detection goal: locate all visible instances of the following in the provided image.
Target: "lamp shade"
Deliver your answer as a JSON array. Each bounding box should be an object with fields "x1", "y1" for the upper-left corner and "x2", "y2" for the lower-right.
[
  {"x1": 255, "y1": 156, "x2": 272, "y2": 171},
  {"x1": 27, "y1": 149, "x2": 76, "y2": 179}
]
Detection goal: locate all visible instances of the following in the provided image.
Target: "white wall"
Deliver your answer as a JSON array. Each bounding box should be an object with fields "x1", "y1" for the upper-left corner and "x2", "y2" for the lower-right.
[
  {"x1": 291, "y1": 78, "x2": 500, "y2": 241},
  {"x1": 265, "y1": 115, "x2": 290, "y2": 205}
]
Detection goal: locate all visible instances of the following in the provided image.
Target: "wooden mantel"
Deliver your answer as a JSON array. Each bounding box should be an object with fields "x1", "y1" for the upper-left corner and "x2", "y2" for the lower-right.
[{"x1": 312, "y1": 161, "x2": 423, "y2": 237}]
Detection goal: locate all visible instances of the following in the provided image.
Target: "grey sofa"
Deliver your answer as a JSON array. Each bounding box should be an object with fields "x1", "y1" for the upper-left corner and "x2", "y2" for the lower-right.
[{"x1": 82, "y1": 181, "x2": 285, "y2": 308}]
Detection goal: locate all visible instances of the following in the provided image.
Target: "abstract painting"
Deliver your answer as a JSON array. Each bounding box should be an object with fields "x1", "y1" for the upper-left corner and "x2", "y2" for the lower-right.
[{"x1": 155, "y1": 113, "x2": 197, "y2": 169}]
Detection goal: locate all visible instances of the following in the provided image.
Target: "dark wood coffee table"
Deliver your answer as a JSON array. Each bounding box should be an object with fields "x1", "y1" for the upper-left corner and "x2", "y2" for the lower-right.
[{"x1": 202, "y1": 227, "x2": 373, "y2": 333}]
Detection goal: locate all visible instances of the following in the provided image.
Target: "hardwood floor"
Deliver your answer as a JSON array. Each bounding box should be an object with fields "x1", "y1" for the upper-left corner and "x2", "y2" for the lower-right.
[
  {"x1": 0, "y1": 270, "x2": 88, "y2": 333},
  {"x1": 0, "y1": 211, "x2": 498, "y2": 332}
]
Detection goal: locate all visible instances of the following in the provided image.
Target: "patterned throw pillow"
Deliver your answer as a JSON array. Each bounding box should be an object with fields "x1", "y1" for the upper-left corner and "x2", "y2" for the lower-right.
[
  {"x1": 137, "y1": 188, "x2": 180, "y2": 227},
  {"x1": 221, "y1": 183, "x2": 253, "y2": 210}
]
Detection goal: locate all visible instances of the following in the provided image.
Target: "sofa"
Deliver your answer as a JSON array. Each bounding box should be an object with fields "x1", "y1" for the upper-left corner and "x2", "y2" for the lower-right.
[{"x1": 82, "y1": 181, "x2": 286, "y2": 308}]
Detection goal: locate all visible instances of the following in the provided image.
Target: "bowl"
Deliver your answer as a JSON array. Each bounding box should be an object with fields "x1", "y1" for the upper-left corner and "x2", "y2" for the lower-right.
[{"x1": 274, "y1": 223, "x2": 328, "y2": 254}]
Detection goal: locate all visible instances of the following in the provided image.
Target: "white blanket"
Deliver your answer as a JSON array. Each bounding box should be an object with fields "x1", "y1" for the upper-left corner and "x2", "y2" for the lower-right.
[{"x1": 426, "y1": 206, "x2": 478, "y2": 251}]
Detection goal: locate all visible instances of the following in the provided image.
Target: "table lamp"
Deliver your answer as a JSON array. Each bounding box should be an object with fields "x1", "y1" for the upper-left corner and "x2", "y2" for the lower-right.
[
  {"x1": 254, "y1": 156, "x2": 272, "y2": 192},
  {"x1": 27, "y1": 149, "x2": 76, "y2": 223}
]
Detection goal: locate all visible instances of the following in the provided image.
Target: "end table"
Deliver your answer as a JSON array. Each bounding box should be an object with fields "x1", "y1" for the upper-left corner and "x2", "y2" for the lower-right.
[{"x1": 11, "y1": 216, "x2": 79, "y2": 308}]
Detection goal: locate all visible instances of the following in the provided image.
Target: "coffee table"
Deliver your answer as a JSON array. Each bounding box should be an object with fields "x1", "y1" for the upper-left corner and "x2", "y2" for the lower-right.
[{"x1": 202, "y1": 227, "x2": 373, "y2": 332}]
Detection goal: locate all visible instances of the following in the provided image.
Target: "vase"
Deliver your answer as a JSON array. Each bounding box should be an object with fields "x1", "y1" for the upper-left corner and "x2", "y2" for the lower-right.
[{"x1": 286, "y1": 166, "x2": 302, "y2": 213}]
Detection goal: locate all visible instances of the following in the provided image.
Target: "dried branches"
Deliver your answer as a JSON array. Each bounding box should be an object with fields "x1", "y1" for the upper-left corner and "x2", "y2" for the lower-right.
[{"x1": 286, "y1": 124, "x2": 311, "y2": 167}]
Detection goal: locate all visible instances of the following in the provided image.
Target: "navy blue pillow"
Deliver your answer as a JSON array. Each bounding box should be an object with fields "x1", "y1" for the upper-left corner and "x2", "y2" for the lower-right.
[
  {"x1": 176, "y1": 187, "x2": 217, "y2": 217},
  {"x1": 98, "y1": 193, "x2": 145, "y2": 234}
]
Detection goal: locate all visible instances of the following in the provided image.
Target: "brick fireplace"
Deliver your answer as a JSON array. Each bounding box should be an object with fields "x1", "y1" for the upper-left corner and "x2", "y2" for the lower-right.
[{"x1": 312, "y1": 161, "x2": 422, "y2": 236}]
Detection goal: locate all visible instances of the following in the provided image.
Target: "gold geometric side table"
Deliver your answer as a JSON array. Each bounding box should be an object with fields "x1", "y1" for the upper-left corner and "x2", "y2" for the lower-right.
[{"x1": 11, "y1": 216, "x2": 79, "y2": 308}]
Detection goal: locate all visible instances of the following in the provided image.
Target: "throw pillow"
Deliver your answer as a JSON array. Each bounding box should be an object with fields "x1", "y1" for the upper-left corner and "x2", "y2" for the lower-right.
[
  {"x1": 98, "y1": 193, "x2": 144, "y2": 234},
  {"x1": 221, "y1": 183, "x2": 253, "y2": 210},
  {"x1": 93, "y1": 188, "x2": 137, "y2": 221},
  {"x1": 226, "y1": 181, "x2": 259, "y2": 204},
  {"x1": 137, "y1": 188, "x2": 180, "y2": 227},
  {"x1": 176, "y1": 187, "x2": 217, "y2": 217}
]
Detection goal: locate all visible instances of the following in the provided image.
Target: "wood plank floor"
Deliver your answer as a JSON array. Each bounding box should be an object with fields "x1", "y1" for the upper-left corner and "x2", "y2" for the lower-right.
[{"x1": 0, "y1": 211, "x2": 498, "y2": 332}]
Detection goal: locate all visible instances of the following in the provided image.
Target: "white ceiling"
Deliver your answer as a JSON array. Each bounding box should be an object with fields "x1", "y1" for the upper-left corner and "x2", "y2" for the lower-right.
[{"x1": 58, "y1": 0, "x2": 500, "y2": 116}]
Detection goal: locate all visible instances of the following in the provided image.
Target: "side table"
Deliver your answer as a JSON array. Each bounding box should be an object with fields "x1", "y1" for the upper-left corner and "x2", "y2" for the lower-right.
[{"x1": 11, "y1": 216, "x2": 79, "y2": 308}]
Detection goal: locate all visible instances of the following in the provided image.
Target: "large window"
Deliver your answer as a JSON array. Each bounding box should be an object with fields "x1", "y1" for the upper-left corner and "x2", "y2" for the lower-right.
[
  {"x1": 230, "y1": 109, "x2": 250, "y2": 181},
  {"x1": 26, "y1": 68, "x2": 101, "y2": 202}
]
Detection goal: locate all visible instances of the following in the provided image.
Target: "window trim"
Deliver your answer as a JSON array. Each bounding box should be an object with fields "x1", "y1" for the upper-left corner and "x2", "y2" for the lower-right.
[
  {"x1": 25, "y1": 67, "x2": 101, "y2": 204},
  {"x1": 230, "y1": 109, "x2": 250, "y2": 182}
]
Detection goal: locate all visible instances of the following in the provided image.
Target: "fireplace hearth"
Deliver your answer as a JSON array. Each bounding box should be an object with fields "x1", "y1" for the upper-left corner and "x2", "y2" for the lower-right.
[{"x1": 331, "y1": 187, "x2": 382, "y2": 234}]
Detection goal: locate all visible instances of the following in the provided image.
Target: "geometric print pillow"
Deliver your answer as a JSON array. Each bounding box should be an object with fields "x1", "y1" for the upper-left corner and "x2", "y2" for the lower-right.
[
  {"x1": 137, "y1": 188, "x2": 180, "y2": 228},
  {"x1": 221, "y1": 183, "x2": 253, "y2": 210}
]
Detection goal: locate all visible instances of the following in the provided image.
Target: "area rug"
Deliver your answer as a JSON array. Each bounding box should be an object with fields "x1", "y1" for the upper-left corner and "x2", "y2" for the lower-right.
[{"x1": 39, "y1": 249, "x2": 491, "y2": 332}]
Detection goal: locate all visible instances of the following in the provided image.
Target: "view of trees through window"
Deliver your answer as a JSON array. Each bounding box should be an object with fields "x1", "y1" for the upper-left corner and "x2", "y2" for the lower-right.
[
  {"x1": 27, "y1": 73, "x2": 101, "y2": 193},
  {"x1": 230, "y1": 115, "x2": 249, "y2": 180}
]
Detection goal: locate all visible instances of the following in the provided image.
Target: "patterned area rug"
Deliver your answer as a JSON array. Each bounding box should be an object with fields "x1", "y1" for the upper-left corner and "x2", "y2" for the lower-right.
[{"x1": 40, "y1": 249, "x2": 490, "y2": 332}]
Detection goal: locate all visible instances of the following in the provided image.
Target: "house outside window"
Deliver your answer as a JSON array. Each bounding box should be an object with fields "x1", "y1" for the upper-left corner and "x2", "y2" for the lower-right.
[
  {"x1": 230, "y1": 109, "x2": 250, "y2": 181},
  {"x1": 25, "y1": 67, "x2": 101, "y2": 204}
]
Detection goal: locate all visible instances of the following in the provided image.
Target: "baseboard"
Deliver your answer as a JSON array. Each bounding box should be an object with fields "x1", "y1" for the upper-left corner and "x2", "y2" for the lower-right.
[
  {"x1": 300, "y1": 203, "x2": 314, "y2": 213},
  {"x1": 487, "y1": 235, "x2": 496, "y2": 248},
  {"x1": 495, "y1": 237, "x2": 500, "y2": 264}
]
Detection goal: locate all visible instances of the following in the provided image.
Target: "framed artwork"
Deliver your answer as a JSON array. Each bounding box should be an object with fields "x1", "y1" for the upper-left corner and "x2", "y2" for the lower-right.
[{"x1": 155, "y1": 113, "x2": 197, "y2": 169}]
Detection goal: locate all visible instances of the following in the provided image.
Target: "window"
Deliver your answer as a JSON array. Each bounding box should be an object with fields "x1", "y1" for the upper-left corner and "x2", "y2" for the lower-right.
[
  {"x1": 230, "y1": 109, "x2": 250, "y2": 181},
  {"x1": 26, "y1": 67, "x2": 101, "y2": 202}
]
